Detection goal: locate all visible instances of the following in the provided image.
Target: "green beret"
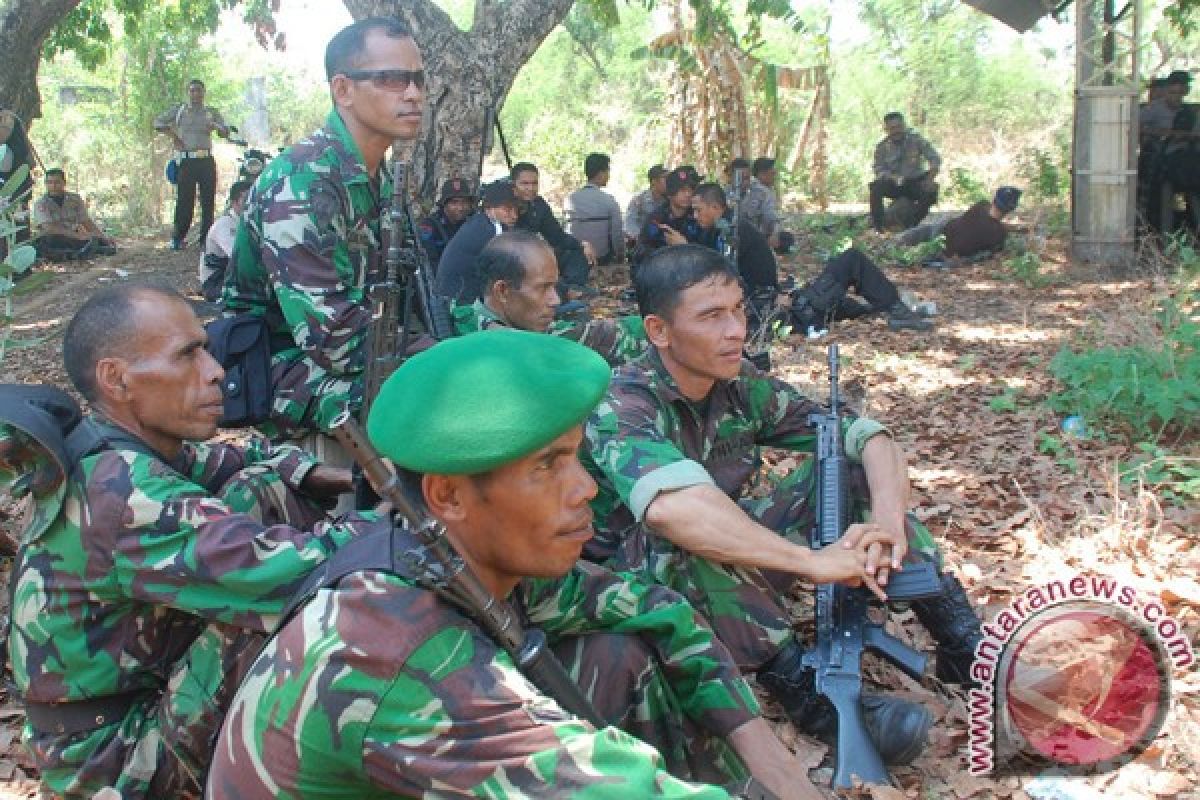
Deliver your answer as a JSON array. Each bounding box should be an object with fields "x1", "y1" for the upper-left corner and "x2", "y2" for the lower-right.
[{"x1": 367, "y1": 329, "x2": 611, "y2": 474}]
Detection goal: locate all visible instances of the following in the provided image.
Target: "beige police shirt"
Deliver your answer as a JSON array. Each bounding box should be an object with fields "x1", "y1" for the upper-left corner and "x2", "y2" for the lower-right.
[
  {"x1": 32, "y1": 192, "x2": 91, "y2": 233},
  {"x1": 154, "y1": 104, "x2": 226, "y2": 152}
]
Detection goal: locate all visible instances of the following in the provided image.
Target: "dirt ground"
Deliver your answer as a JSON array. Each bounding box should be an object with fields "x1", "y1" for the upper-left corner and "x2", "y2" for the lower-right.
[{"x1": 0, "y1": 221, "x2": 1196, "y2": 799}]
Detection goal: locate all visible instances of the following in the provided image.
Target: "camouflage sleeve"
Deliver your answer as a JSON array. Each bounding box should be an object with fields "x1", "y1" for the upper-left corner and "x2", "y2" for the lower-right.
[
  {"x1": 260, "y1": 172, "x2": 372, "y2": 378},
  {"x1": 747, "y1": 369, "x2": 888, "y2": 462},
  {"x1": 549, "y1": 315, "x2": 647, "y2": 366},
  {"x1": 94, "y1": 450, "x2": 373, "y2": 630},
  {"x1": 585, "y1": 384, "x2": 714, "y2": 522},
  {"x1": 919, "y1": 134, "x2": 942, "y2": 171},
  {"x1": 873, "y1": 140, "x2": 888, "y2": 179},
  {"x1": 216, "y1": 571, "x2": 733, "y2": 799},
  {"x1": 180, "y1": 438, "x2": 319, "y2": 495},
  {"x1": 521, "y1": 562, "x2": 761, "y2": 736}
]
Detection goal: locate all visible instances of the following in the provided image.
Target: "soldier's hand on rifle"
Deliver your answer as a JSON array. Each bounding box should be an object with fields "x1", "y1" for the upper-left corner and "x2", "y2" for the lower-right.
[{"x1": 808, "y1": 526, "x2": 893, "y2": 601}]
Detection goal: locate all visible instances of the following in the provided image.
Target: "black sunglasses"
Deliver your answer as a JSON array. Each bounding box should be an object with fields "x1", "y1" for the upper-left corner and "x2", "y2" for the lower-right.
[{"x1": 342, "y1": 69, "x2": 426, "y2": 92}]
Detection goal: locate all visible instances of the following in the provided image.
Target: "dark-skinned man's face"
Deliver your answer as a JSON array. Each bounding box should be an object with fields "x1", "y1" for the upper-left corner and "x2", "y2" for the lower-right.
[
  {"x1": 885, "y1": 117, "x2": 906, "y2": 141},
  {"x1": 45, "y1": 174, "x2": 67, "y2": 197},
  {"x1": 513, "y1": 170, "x2": 539, "y2": 204},
  {"x1": 443, "y1": 196, "x2": 473, "y2": 224},
  {"x1": 492, "y1": 245, "x2": 560, "y2": 333}
]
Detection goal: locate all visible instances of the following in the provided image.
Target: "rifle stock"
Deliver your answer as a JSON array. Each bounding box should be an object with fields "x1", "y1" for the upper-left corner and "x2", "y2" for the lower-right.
[{"x1": 805, "y1": 344, "x2": 936, "y2": 788}]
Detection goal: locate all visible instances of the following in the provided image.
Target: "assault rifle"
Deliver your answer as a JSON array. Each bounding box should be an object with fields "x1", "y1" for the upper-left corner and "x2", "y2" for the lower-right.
[
  {"x1": 804, "y1": 343, "x2": 942, "y2": 789},
  {"x1": 361, "y1": 156, "x2": 455, "y2": 422}
]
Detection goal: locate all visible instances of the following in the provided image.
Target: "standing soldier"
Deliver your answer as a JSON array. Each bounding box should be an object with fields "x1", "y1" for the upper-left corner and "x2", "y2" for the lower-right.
[
  {"x1": 222, "y1": 17, "x2": 424, "y2": 475},
  {"x1": 6, "y1": 286, "x2": 384, "y2": 798},
  {"x1": 209, "y1": 329, "x2": 825, "y2": 800},
  {"x1": 154, "y1": 79, "x2": 233, "y2": 250}
]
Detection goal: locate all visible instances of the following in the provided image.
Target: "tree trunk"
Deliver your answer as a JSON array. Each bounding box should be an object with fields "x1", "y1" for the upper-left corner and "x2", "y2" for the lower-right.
[
  {"x1": 343, "y1": 0, "x2": 575, "y2": 206},
  {"x1": 0, "y1": 0, "x2": 82, "y2": 124}
]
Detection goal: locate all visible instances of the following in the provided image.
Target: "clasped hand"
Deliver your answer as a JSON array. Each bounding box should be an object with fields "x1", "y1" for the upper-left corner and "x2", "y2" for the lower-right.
[{"x1": 809, "y1": 521, "x2": 908, "y2": 601}]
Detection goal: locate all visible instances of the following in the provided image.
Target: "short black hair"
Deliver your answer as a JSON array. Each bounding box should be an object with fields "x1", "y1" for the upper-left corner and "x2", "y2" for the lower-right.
[
  {"x1": 44, "y1": 168, "x2": 65, "y2": 180},
  {"x1": 228, "y1": 179, "x2": 253, "y2": 206},
  {"x1": 584, "y1": 153, "x2": 610, "y2": 180},
  {"x1": 477, "y1": 230, "x2": 551, "y2": 294},
  {"x1": 1165, "y1": 70, "x2": 1191, "y2": 87},
  {"x1": 729, "y1": 157, "x2": 749, "y2": 171},
  {"x1": 693, "y1": 182, "x2": 727, "y2": 209},
  {"x1": 63, "y1": 285, "x2": 187, "y2": 403},
  {"x1": 883, "y1": 111, "x2": 905, "y2": 123},
  {"x1": 188, "y1": 79, "x2": 205, "y2": 89},
  {"x1": 325, "y1": 17, "x2": 413, "y2": 82},
  {"x1": 510, "y1": 162, "x2": 539, "y2": 181},
  {"x1": 751, "y1": 157, "x2": 775, "y2": 177},
  {"x1": 634, "y1": 244, "x2": 739, "y2": 321}
]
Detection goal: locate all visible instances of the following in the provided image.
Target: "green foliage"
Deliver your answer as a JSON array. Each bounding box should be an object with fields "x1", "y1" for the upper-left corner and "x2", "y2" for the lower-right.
[
  {"x1": 1017, "y1": 145, "x2": 1069, "y2": 201},
  {"x1": 798, "y1": 213, "x2": 863, "y2": 261},
  {"x1": 1004, "y1": 251, "x2": 1048, "y2": 288},
  {"x1": 945, "y1": 167, "x2": 986, "y2": 205},
  {"x1": 1048, "y1": 292, "x2": 1199, "y2": 441},
  {"x1": 1120, "y1": 443, "x2": 1200, "y2": 507},
  {"x1": 988, "y1": 388, "x2": 1018, "y2": 413}
]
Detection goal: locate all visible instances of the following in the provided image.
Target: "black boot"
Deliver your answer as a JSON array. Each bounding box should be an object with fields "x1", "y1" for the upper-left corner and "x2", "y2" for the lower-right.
[
  {"x1": 758, "y1": 640, "x2": 933, "y2": 766},
  {"x1": 886, "y1": 301, "x2": 934, "y2": 331},
  {"x1": 912, "y1": 573, "x2": 984, "y2": 686}
]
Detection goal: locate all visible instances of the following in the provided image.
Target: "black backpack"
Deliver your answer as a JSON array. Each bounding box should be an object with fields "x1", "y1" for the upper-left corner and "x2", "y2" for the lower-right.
[{"x1": 205, "y1": 314, "x2": 272, "y2": 428}]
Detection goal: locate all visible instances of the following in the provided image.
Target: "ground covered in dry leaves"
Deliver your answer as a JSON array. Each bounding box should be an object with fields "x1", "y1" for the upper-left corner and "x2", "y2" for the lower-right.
[{"x1": 0, "y1": 217, "x2": 1195, "y2": 799}]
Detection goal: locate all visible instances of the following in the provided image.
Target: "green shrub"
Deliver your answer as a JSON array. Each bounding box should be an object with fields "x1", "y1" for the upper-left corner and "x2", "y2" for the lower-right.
[
  {"x1": 1048, "y1": 293, "x2": 1199, "y2": 441},
  {"x1": 1004, "y1": 251, "x2": 1049, "y2": 287},
  {"x1": 946, "y1": 167, "x2": 987, "y2": 204}
]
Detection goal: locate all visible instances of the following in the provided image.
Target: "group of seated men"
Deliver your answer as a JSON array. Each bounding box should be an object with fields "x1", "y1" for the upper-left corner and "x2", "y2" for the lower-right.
[
  {"x1": 4, "y1": 16, "x2": 989, "y2": 800},
  {"x1": 1139, "y1": 70, "x2": 1198, "y2": 234}
]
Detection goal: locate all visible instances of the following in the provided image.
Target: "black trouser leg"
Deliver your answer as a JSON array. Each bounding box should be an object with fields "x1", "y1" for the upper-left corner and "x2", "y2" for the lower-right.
[
  {"x1": 174, "y1": 158, "x2": 200, "y2": 241},
  {"x1": 33, "y1": 234, "x2": 90, "y2": 260},
  {"x1": 868, "y1": 179, "x2": 900, "y2": 231},
  {"x1": 558, "y1": 246, "x2": 591, "y2": 287},
  {"x1": 196, "y1": 156, "x2": 218, "y2": 243},
  {"x1": 824, "y1": 248, "x2": 900, "y2": 312}
]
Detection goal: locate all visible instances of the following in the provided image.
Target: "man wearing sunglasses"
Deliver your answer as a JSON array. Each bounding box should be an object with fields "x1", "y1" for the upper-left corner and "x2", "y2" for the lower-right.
[{"x1": 223, "y1": 17, "x2": 425, "y2": 501}]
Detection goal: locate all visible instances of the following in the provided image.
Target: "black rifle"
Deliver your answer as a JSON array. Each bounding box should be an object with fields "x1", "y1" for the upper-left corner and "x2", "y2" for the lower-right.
[
  {"x1": 390, "y1": 159, "x2": 456, "y2": 359},
  {"x1": 804, "y1": 343, "x2": 942, "y2": 789}
]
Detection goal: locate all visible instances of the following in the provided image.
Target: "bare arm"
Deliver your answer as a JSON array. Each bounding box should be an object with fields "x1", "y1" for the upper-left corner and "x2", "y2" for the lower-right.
[
  {"x1": 858, "y1": 434, "x2": 912, "y2": 577},
  {"x1": 727, "y1": 718, "x2": 825, "y2": 800},
  {"x1": 644, "y1": 483, "x2": 893, "y2": 598}
]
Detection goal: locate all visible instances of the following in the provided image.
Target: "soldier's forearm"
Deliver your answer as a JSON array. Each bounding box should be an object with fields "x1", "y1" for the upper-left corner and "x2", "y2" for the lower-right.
[
  {"x1": 645, "y1": 484, "x2": 815, "y2": 574},
  {"x1": 727, "y1": 719, "x2": 825, "y2": 800},
  {"x1": 860, "y1": 435, "x2": 910, "y2": 540}
]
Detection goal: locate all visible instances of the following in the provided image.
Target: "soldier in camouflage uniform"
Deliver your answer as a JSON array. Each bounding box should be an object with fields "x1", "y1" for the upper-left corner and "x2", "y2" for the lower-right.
[
  {"x1": 581, "y1": 245, "x2": 984, "y2": 770},
  {"x1": 209, "y1": 329, "x2": 825, "y2": 800},
  {"x1": 869, "y1": 112, "x2": 942, "y2": 232},
  {"x1": 222, "y1": 18, "x2": 425, "y2": 446},
  {"x1": 6, "y1": 286, "x2": 386, "y2": 799},
  {"x1": 451, "y1": 231, "x2": 648, "y2": 366}
]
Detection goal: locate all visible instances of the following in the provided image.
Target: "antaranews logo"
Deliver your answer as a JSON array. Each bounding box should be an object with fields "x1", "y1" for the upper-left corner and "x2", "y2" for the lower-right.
[{"x1": 968, "y1": 573, "x2": 1194, "y2": 777}]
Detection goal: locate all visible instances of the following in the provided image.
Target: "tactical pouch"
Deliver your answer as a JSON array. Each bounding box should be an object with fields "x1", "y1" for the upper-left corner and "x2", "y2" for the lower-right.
[{"x1": 205, "y1": 314, "x2": 272, "y2": 428}]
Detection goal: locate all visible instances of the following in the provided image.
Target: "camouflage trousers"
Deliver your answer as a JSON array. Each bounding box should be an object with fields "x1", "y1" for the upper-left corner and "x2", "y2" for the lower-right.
[
  {"x1": 616, "y1": 462, "x2": 942, "y2": 672},
  {"x1": 552, "y1": 632, "x2": 746, "y2": 787},
  {"x1": 28, "y1": 466, "x2": 330, "y2": 800}
]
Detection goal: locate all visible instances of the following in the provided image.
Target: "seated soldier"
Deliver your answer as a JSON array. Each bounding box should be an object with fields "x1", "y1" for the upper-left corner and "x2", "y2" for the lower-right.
[
  {"x1": 624, "y1": 164, "x2": 667, "y2": 251},
  {"x1": 633, "y1": 167, "x2": 700, "y2": 268},
  {"x1": 435, "y1": 179, "x2": 520, "y2": 304},
  {"x1": 7, "y1": 285, "x2": 384, "y2": 799},
  {"x1": 200, "y1": 179, "x2": 251, "y2": 301},
  {"x1": 512, "y1": 161, "x2": 595, "y2": 294},
  {"x1": 690, "y1": 181, "x2": 780, "y2": 293},
  {"x1": 208, "y1": 330, "x2": 825, "y2": 800},
  {"x1": 453, "y1": 230, "x2": 648, "y2": 365},
  {"x1": 30, "y1": 168, "x2": 117, "y2": 261},
  {"x1": 418, "y1": 177, "x2": 476, "y2": 268},
  {"x1": 565, "y1": 152, "x2": 625, "y2": 265},
  {"x1": 741, "y1": 158, "x2": 794, "y2": 253},
  {"x1": 897, "y1": 186, "x2": 1021, "y2": 261},
  {"x1": 581, "y1": 246, "x2": 984, "y2": 773},
  {"x1": 869, "y1": 112, "x2": 941, "y2": 232}
]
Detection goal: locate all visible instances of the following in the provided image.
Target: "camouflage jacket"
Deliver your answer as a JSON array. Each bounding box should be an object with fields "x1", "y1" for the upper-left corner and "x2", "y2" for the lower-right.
[
  {"x1": 872, "y1": 131, "x2": 942, "y2": 182},
  {"x1": 208, "y1": 529, "x2": 757, "y2": 799},
  {"x1": 451, "y1": 299, "x2": 649, "y2": 366},
  {"x1": 9, "y1": 416, "x2": 377, "y2": 785},
  {"x1": 739, "y1": 180, "x2": 782, "y2": 238},
  {"x1": 625, "y1": 187, "x2": 663, "y2": 238},
  {"x1": 223, "y1": 110, "x2": 392, "y2": 438},
  {"x1": 581, "y1": 349, "x2": 886, "y2": 563}
]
